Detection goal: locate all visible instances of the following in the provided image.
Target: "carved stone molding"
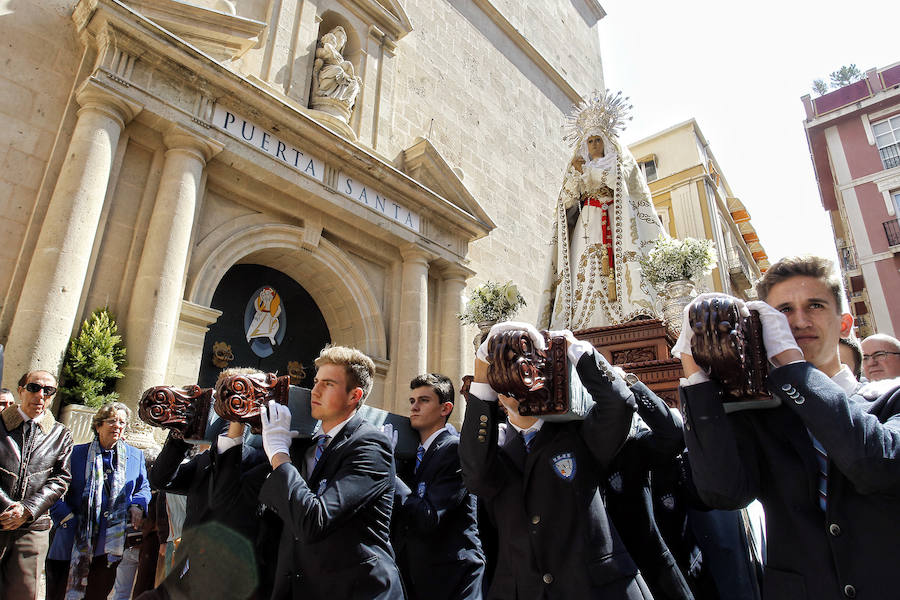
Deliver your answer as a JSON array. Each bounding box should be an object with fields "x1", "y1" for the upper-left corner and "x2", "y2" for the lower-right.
[
  {"x1": 74, "y1": 78, "x2": 143, "y2": 128},
  {"x1": 163, "y1": 123, "x2": 225, "y2": 164}
]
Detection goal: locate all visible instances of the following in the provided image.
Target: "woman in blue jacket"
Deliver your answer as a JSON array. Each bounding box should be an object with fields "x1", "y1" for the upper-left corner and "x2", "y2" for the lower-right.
[{"x1": 46, "y1": 402, "x2": 150, "y2": 600}]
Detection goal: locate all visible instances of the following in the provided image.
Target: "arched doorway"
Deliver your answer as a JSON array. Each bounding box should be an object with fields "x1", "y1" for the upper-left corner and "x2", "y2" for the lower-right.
[{"x1": 197, "y1": 264, "x2": 330, "y2": 388}]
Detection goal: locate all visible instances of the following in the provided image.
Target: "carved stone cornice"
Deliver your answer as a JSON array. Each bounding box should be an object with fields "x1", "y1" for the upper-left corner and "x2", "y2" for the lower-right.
[{"x1": 338, "y1": 0, "x2": 413, "y2": 44}]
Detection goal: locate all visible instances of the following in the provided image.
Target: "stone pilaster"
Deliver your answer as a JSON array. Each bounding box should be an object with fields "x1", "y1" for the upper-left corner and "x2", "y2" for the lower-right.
[
  {"x1": 117, "y1": 124, "x2": 222, "y2": 409},
  {"x1": 438, "y1": 264, "x2": 472, "y2": 393},
  {"x1": 2, "y1": 80, "x2": 141, "y2": 392},
  {"x1": 394, "y1": 244, "x2": 432, "y2": 413}
]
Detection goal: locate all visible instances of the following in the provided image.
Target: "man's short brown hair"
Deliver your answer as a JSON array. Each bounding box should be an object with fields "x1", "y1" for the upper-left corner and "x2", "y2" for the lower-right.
[
  {"x1": 756, "y1": 255, "x2": 846, "y2": 313},
  {"x1": 314, "y1": 346, "x2": 375, "y2": 404}
]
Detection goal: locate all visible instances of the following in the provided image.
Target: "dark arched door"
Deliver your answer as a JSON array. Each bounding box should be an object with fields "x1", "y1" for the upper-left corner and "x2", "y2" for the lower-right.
[{"x1": 197, "y1": 264, "x2": 330, "y2": 388}]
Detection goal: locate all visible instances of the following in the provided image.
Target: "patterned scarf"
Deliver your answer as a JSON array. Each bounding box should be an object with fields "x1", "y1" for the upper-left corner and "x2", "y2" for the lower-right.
[{"x1": 65, "y1": 439, "x2": 128, "y2": 600}]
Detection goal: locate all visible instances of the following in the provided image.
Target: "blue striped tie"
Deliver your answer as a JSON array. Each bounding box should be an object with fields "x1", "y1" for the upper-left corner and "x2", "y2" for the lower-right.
[
  {"x1": 415, "y1": 444, "x2": 425, "y2": 473},
  {"x1": 314, "y1": 435, "x2": 330, "y2": 466},
  {"x1": 522, "y1": 430, "x2": 537, "y2": 453},
  {"x1": 808, "y1": 433, "x2": 828, "y2": 511}
]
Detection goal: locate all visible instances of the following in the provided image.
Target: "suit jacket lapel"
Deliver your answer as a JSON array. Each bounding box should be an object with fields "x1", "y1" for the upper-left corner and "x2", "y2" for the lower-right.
[
  {"x1": 769, "y1": 407, "x2": 821, "y2": 504},
  {"x1": 308, "y1": 413, "x2": 363, "y2": 483},
  {"x1": 418, "y1": 430, "x2": 451, "y2": 479},
  {"x1": 500, "y1": 424, "x2": 526, "y2": 473},
  {"x1": 523, "y1": 426, "x2": 550, "y2": 485}
]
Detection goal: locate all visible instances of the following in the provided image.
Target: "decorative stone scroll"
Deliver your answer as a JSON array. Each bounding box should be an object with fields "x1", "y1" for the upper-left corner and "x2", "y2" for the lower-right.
[
  {"x1": 139, "y1": 385, "x2": 213, "y2": 441},
  {"x1": 214, "y1": 373, "x2": 291, "y2": 433}
]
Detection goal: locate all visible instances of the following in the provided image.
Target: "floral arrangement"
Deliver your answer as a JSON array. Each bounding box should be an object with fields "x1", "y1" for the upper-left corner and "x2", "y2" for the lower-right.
[
  {"x1": 458, "y1": 280, "x2": 526, "y2": 326},
  {"x1": 639, "y1": 236, "x2": 717, "y2": 287}
]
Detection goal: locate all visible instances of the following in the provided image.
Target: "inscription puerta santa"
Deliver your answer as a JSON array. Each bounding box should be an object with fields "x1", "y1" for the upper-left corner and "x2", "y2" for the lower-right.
[{"x1": 212, "y1": 105, "x2": 420, "y2": 232}]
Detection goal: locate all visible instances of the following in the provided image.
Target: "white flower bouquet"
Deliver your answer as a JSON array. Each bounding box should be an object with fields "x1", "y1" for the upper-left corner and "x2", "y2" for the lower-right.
[
  {"x1": 458, "y1": 280, "x2": 526, "y2": 326},
  {"x1": 639, "y1": 236, "x2": 717, "y2": 288}
]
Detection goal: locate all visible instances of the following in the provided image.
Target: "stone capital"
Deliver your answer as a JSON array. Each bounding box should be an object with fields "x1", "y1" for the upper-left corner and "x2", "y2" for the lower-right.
[
  {"x1": 399, "y1": 243, "x2": 433, "y2": 265},
  {"x1": 163, "y1": 123, "x2": 225, "y2": 164},
  {"x1": 437, "y1": 261, "x2": 474, "y2": 283},
  {"x1": 75, "y1": 78, "x2": 142, "y2": 127}
]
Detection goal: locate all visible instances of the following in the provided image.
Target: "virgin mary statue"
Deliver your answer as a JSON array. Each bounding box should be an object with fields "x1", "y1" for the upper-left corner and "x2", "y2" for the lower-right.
[{"x1": 540, "y1": 91, "x2": 668, "y2": 331}]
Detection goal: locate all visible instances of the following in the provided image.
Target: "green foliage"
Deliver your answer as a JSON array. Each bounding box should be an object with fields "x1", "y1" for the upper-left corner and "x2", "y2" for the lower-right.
[
  {"x1": 458, "y1": 281, "x2": 526, "y2": 326},
  {"x1": 58, "y1": 308, "x2": 127, "y2": 408},
  {"x1": 812, "y1": 78, "x2": 829, "y2": 97},
  {"x1": 829, "y1": 64, "x2": 863, "y2": 89}
]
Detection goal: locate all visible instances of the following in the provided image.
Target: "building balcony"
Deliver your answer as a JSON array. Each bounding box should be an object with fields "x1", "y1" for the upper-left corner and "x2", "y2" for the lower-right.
[
  {"x1": 880, "y1": 143, "x2": 900, "y2": 170},
  {"x1": 884, "y1": 219, "x2": 900, "y2": 249},
  {"x1": 726, "y1": 246, "x2": 754, "y2": 292},
  {"x1": 838, "y1": 246, "x2": 859, "y2": 272}
]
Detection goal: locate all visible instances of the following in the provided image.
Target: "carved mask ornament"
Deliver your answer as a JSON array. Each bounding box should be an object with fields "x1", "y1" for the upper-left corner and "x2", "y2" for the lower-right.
[
  {"x1": 486, "y1": 330, "x2": 569, "y2": 416},
  {"x1": 139, "y1": 385, "x2": 213, "y2": 441},
  {"x1": 214, "y1": 373, "x2": 291, "y2": 433},
  {"x1": 212, "y1": 341, "x2": 235, "y2": 368},
  {"x1": 287, "y1": 361, "x2": 306, "y2": 386}
]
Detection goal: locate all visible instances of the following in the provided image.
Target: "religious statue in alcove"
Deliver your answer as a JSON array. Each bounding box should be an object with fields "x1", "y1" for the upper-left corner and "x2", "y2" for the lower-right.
[
  {"x1": 310, "y1": 26, "x2": 362, "y2": 122},
  {"x1": 245, "y1": 285, "x2": 285, "y2": 357},
  {"x1": 540, "y1": 90, "x2": 668, "y2": 331}
]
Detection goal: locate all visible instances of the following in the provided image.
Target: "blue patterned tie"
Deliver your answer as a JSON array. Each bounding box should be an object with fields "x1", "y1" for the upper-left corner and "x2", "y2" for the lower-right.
[
  {"x1": 522, "y1": 430, "x2": 537, "y2": 453},
  {"x1": 314, "y1": 435, "x2": 330, "y2": 466},
  {"x1": 415, "y1": 444, "x2": 425, "y2": 473},
  {"x1": 808, "y1": 432, "x2": 828, "y2": 511}
]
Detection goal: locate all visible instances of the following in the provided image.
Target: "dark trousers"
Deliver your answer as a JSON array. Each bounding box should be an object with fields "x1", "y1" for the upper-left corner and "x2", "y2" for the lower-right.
[
  {"x1": 46, "y1": 555, "x2": 121, "y2": 600},
  {"x1": 0, "y1": 528, "x2": 50, "y2": 600}
]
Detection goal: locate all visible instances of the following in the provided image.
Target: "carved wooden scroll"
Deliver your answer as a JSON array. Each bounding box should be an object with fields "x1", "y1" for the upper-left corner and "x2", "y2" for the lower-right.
[
  {"x1": 486, "y1": 331, "x2": 569, "y2": 416},
  {"x1": 689, "y1": 296, "x2": 771, "y2": 401},
  {"x1": 139, "y1": 385, "x2": 213, "y2": 441},
  {"x1": 214, "y1": 373, "x2": 291, "y2": 433}
]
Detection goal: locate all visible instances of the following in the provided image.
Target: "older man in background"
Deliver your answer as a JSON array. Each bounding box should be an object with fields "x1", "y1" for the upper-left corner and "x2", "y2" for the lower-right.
[
  {"x1": 0, "y1": 370, "x2": 73, "y2": 600},
  {"x1": 860, "y1": 334, "x2": 900, "y2": 382}
]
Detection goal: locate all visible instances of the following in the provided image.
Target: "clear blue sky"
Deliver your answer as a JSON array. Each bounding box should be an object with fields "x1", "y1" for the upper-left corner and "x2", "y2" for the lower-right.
[{"x1": 599, "y1": 0, "x2": 900, "y2": 264}]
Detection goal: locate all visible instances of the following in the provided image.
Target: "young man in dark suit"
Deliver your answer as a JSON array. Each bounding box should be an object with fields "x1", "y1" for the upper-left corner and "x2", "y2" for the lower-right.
[
  {"x1": 393, "y1": 373, "x2": 484, "y2": 600},
  {"x1": 676, "y1": 255, "x2": 900, "y2": 600},
  {"x1": 460, "y1": 325, "x2": 653, "y2": 599},
  {"x1": 259, "y1": 345, "x2": 404, "y2": 600}
]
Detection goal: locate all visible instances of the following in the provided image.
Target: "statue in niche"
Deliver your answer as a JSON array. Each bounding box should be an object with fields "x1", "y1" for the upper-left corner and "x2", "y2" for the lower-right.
[
  {"x1": 540, "y1": 90, "x2": 668, "y2": 331},
  {"x1": 310, "y1": 26, "x2": 361, "y2": 121}
]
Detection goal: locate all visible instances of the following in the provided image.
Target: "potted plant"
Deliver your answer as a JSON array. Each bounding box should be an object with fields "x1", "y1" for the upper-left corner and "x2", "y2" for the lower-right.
[
  {"x1": 458, "y1": 280, "x2": 526, "y2": 348},
  {"x1": 639, "y1": 236, "x2": 717, "y2": 332},
  {"x1": 57, "y1": 307, "x2": 127, "y2": 442}
]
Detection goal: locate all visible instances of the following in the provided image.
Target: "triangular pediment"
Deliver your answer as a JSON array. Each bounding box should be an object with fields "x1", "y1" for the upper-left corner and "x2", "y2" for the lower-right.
[
  {"x1": 401, "y1": 137, "x2": 495, "y2": 232},
  {"x1": 338, "y1": 0, "x2": 413, "y2": 41},
  {"x1": 122, "y1": 0, "x2": 267, "y2": 61}
]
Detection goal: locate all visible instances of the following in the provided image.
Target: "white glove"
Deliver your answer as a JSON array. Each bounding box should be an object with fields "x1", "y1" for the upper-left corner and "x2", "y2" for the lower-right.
[
  {"x1": 381, "y1": 423, "x2": 399, "y2": 451},
  {"x1": 476, "y1": 321, "x2": 546, "y2": 363},
  {"x1": 260, "y1": 400, "x2": 298, "y2": 461},
  {"x1": 745, "y1": 301, "x2": 803, "y2": 361},
  {"x1": 671, "y1": 293, "x2": 744, "y2": 358}
]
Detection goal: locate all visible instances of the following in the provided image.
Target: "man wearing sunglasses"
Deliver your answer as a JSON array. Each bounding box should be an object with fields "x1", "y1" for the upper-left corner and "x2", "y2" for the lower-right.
[
  {"x1": 860, "y1": 334, "x2": 900, "y2": 382},
  {"x1": 0, "y1": 370, "x2": 73, "y2": 600}
]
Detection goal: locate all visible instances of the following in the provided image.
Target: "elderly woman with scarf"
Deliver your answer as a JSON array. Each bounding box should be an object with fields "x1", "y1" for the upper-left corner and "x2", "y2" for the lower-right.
[{"x1": 45, "y1": 402, "x2": 150, "y2": 600}]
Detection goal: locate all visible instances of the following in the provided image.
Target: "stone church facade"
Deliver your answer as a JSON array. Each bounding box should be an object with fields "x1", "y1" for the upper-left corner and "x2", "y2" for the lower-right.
[{"x1": 0, "y1": 0, "x2": 606, "y2": 417}]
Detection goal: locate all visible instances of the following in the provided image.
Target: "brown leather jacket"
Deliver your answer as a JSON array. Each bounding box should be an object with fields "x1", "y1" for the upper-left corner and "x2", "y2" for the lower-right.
[{"x1": 0, "y1": 405, "x2": 73, "y2": 530}]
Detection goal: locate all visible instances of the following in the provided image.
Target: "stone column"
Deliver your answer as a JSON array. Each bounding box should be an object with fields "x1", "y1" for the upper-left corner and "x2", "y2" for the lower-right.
[
  {"x1": 438, "y1": 264, "x2": 472, "y2": 392},
  {"x1": 117, "y1": 125, "x2": 222, "y2": 409},
  {"x1": 394, "y1": 244, "x2": 431, "y2": 413},
  {"x1": 2, "y1": 80, "x2": 141, "y2": 389}
]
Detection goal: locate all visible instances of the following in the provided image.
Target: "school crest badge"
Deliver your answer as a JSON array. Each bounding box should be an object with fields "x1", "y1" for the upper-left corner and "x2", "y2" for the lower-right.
[
  {"x1": 661, "y1": 493, "x2": 675, "y2": 511},
  {"x1": 317, "y1": 479, "x2": 328, "y2": 495},
  {"x1": 551, "y1": 452, "x2": 576, "y2": 481},
  {"x1": 417, "y1": 482, "x2": 426, "y2": 498}
]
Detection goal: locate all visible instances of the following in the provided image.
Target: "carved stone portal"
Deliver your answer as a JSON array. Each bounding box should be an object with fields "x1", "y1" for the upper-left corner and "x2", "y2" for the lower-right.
[
  {"x1": 139, "y1": 385, "x2": 213, "y2": 441},
  {"x1": 214, "y1": 373, "x2": 290, "y2": 433}
]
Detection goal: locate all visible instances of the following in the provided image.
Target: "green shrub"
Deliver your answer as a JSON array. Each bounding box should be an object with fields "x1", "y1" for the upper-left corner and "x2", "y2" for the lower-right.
[{"x1": 58, "y1": 308, "x2": 127, "y2": 408}]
